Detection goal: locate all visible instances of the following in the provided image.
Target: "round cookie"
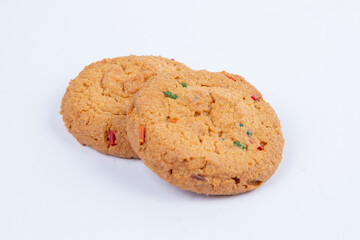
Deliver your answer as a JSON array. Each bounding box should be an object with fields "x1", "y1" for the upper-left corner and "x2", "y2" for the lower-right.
[
  {"x1": 126, "y1": 70, "x2": 284, "y2": 195},
  {"x1": 60, "y1": 55, "x2": 191, "y2": 158}
]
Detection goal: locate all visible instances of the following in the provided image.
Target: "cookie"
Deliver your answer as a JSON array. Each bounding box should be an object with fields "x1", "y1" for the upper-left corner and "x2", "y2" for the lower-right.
[
  {"x1": 60, "y1": 55, "x2": 191, "y2": 158},
  {"x1": 126, "y1": 70, "x2": 284, "y2": 195}
]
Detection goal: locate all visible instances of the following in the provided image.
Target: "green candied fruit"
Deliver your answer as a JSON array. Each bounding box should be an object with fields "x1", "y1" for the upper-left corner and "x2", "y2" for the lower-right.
[
  {"x1": 164, "y1": 91, "x2": 178, "y2": 99},
  {"x1": 234, "y1": 141, "x2": 247, "y2": 150}
]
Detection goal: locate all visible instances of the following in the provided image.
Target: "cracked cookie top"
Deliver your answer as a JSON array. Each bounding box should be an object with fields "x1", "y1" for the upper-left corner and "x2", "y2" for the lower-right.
[
  {"x1": 126, "y1": 70, "x2": 284, "y2": 195},
  {"x1": 60, "y1": 55, "x2": 191, "y2": 158}
]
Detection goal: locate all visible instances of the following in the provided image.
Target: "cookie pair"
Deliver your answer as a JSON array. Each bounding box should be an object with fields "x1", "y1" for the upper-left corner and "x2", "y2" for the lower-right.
[{"x1": 61, "y1": 56, "x2": 284, "y2": 195}]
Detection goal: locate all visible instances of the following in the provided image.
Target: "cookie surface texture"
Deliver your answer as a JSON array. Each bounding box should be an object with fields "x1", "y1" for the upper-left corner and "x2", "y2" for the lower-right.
[
  {"x1": 60, "y1": 55, "x2": 191, "y2": 158},
  {"x1": 126, "y1": 70, "x2": 284, "y2": 195}
]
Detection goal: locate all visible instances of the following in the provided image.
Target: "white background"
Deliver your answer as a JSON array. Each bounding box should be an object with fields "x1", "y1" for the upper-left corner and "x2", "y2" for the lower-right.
[{"x1": 0, "y1": 0, "x2": 359, "y2": 239}]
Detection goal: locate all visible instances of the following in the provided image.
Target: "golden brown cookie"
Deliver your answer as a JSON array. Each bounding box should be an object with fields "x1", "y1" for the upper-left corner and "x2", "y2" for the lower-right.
[
  {"x1": 126, "y1": 70, "x2": 284, "y2": 195},
  {"x1": 60, "y1": 55, "x2": 191, "y2": 158}
]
